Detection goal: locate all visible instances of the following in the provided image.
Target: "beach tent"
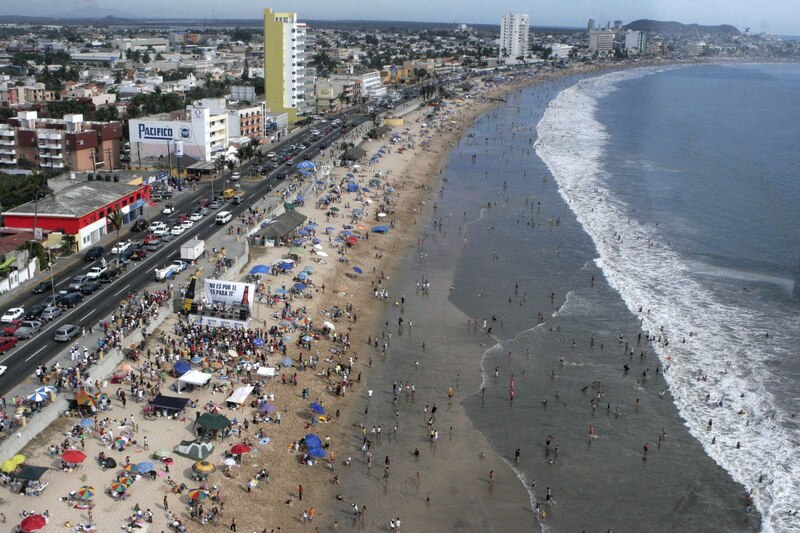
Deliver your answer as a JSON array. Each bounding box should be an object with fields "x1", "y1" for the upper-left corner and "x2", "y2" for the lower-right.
[
  {"x1": 372, "y1": 225, "x2": 389, "y2": 234},
  {"x1": 346, "y1": 182, "x2": 359, "y2": 193},
  {"x1": 256, "y1": 366, "x2": 276, "y2": 377},
  {"x1": 12, "y1": 465, "x2": 49, "y2": 481},
  {"x1": 249, "y1": 265, "x2": 270, "y2": 275},
  {"x1": 177, "y1": 370, "x2": 212, "y2": 392},
  {"x1": 149, "y1": 394, "x2": 191, "y2": 413},
  {"x1": 173, "y1": 361, "x2": 191, "y2": 375},
  {"x1": 226, "y1": 386, "x2": 254, "y2": 405},
  {"x1": 304, "y1": 434, "x2": 322, "y2": 448},
  {"x1": 174, "y1": 440, "x2": 215, "y2": 461}
]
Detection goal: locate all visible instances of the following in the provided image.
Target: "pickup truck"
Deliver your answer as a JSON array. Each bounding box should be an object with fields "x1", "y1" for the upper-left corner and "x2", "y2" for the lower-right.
[
  {"x1": 171, "y1": 260, "x2": 188, "y2": 273},
  {"x1": 154, "y1": 265, "x2": 176, "y2": 281},
  {"x1": 13, "y1": 320, "x2": 42, "y2": 340},
  {"x1": 86, "y1": 266, "x2": 106, "y2": 280},
  {"x1": 111, "y1": 240, "x2": 132, "y2": 254}
]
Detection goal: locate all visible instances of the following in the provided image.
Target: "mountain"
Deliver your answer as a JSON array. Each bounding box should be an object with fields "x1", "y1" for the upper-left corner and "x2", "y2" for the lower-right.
[{"x1": 624, "y1": 19, "x2": 740, "y2": 36}]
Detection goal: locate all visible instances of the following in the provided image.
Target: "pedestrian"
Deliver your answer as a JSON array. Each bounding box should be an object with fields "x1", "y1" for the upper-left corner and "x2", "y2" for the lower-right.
[
  {"x1": 230, "y1": 517, "x2": 236, "y2": 531},
  {"x1": 489, "y1": 470, "x2": 495, "y2": 485},
  {"x1": 298, "y1": 484, "x2": 303, "y2": 500},
  {"x1": 163, "y1": 495, "x2": 169, "y2": 510}
]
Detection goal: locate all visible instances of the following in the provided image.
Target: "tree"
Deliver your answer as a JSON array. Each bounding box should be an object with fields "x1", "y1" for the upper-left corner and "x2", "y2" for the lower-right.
[{"x1": 60, "y1": 234, "x2": 77, "y2": 255}]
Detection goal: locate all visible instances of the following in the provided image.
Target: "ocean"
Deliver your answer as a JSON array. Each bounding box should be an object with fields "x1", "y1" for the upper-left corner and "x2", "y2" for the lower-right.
[{"x1": 336, "y1": 64, "x2": 799, "y2": 532}]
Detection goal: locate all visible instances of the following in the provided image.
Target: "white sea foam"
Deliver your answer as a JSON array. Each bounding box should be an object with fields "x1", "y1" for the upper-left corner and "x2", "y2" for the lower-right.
[{"x1": 535, "y1": 68, "x2": 800, "y2": 532}]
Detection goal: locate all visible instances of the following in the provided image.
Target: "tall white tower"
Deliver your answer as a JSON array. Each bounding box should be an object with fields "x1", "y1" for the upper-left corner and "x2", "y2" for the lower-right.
[{"x1": 499, "y1": 13, "x2": 530, "y2": 65}]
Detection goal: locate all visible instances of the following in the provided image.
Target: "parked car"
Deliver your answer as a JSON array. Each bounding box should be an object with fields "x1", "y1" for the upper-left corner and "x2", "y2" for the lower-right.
[
  {"x1": 149, "y1": 221, "x2": 167, "y2": 232},
  {"x1": 111, "y1": 240, "x2": 132, "y2": 254},
  {"x1": 83, "y1": 246, "x2": 104, "y2": 261},
  {"x1": 0, "y1": 336, "x2": 18, "y2": 353},
  {"x1": 32, "y1": 280, "x2": 53, "y2": 294},
  {"x1": 99, "y1": 268, "x2": 121, "y2": 283},
  {"x1": 181, "y1": 219, "x2": 194, "y2": 229},
  {"x1": 130, "y1": 248, "x2": 147, "y2": 261},
  {"x1": 142, "y1": 234, "x2": 160, "y2": 245},
  {"x1": 188, "y1": 212, "x2": 203, "y2": 222},
  {"x1": 1, "y1": 307, "x2": 25, "y2": 323},
  {"x1": 54, "y1": 324, "x2": 81, "y2": 342},
  {"x1": 68, "y1": 275, "x2": 89, "y2": 292},
  {"x1": 86, "y1": 266, "x2": 106, "y2": 280},
  {"x1": 162, "y1": 203, "x2": 176, "y2": 215},
  {"x1": 2, "y1": 320, "x2": 22, "y2": 336},
  {"x1": 57, "y1": 292, "x2": 84, "y2": 308},
  {"x1": 80, "y1": 280, "x2": 101, "y2": 294},
  {"x1": 143, "y1": 240, "x2": 162, "y2": 251},
  {"x1": 131, "y1": 218, "x2": 149, "y2": 232},
  {"x1": 152, "y1": 226, "x2": 169, "y2": 236},
  {"x1": 170, "y1": 260, "x2": 188, "y2": 273},
  {"x1": 13, "y1": 320, "x2": 42, "y2": 340},
  {"x1": 25, "y1": 302, "x2": 49, "y2": 319},
  {"x1": 199, "y1": 207, "x2": 210, "y2": 216},
  {"x1": 209, "y1": 200, "x2": 223, "y2": 209},
  {"x1": 40, "y1": 306, "x2": 62, "y2": 321},
  {"x1": 171, "y1": 225, "x2": 185, "y2": 236}
]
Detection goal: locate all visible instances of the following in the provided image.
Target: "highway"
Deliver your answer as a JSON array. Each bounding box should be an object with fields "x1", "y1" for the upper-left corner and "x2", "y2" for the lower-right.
[{"x1": 0, "y1": 106, "x2": 377, "y2": 395}]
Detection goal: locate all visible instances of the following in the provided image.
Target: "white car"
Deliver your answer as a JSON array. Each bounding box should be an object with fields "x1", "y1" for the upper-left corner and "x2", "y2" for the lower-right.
[
  {"x1": 152, "y1": 226, "x2": 168, "y2": 236},
  {"x1": 170, "y1": 260, "x2": 188, "y2": 273},
  {"x1": 86, "y1": 266, "x2": 106, "y2": 280},
  {"x1": 0, "y1": 365, "x2": 6, "y2": 376},
  {"x1": 1, "y1": 308, "x2": 24, "y2": 323},
  {"x1": 171, "y1": 225, "x2": 185, "y2": 236},
  {"x1": 181, "y1": 219, "x2": 194, "y2": 229},
  {"x1": 162, "y1": 204, "x2": 175, "y2": 215},
  {"x1": 230, "y1": 172, "x2": 241, "y2": 181},
  {"x1": 149, "y1": 221, "x2": 167, "y2": 232},
  {"x1": 111, "y1": 240, "x2": 132, "y2": 254},
  {"x1": 188, "y1": 212, "x2": 203, "y2": 222}
]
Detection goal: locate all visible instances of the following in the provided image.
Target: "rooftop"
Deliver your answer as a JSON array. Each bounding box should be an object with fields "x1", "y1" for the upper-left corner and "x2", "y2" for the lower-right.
[{"x1": 7, "y1": 178, "x2": 144, "y2": 218}]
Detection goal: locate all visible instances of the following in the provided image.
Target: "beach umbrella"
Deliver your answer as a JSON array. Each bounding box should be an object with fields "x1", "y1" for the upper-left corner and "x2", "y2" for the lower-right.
[
  {"x1": 61, "y1": 450, "x2": 87, "y2": 464},
  {"x1": 322, "y1": 321, "x2": 335, "y2": 331},
  {"x1": 352, "y1": 267, "x2": 363, "y2": 274},
  {"x1": 76, "y1": 485, "x2": 95, "y2": 499},
  {"x1": 315, "y1": 251, "x2": 328, "y2": 257},
  {"x1": 282, "y1": 357, "x2": 293, "y2": 367},
  {"x1": 137, "y1": 461, "x2": 154, "y2": 473},
  {"x1": 223, "y1": 457, "x2": 236, "y2": 467},
  {"x1": 307, "y1": 447, "x2": 327, "y2": 458},
  {"x1": 110, "y1": 482, "x2": 127, "y2": 494},
  {"x1": 122, "y1": 463, "x2": 139, "y2": 474},
  {"x1": 190, "y1": 355, "x2": 205, "y2": 364},
  {"x1": 290, "y1": 246, "x2": 305, "y2": 256},
  {"x1": 377, "y1": 212, "x2": 387, "y2": 218},
  {"x1": 274, "y1": 288, "x2": 287, "y2": 296},
  {"x1": 101, "y1": 457, "x2": 116, "y2": 469},
  {"x1": 297, "y1": 229, "x2": 309, "y2": 236},
  {"x1": 114, "y1": 436, "x2": 128, "y2": 448},
  {"x1": 346, "y1": 236, "x2": 359, "y2": 245},
  {"x1": 227, "y1": 349, "x2": 238, "y2": 358},
  {"x1": 278, "y1": 261, "x2": 294, "y2": 271},
  {"x1": 19, "y1": 514, "x2": 47, "y2": 532},
  {"x1": 372, "y1": 225, "x2": 389, "y2": 233},
  {"x1": 192, "y1": 461, "x2": 216, "y2": 475},
  {"x1": 329, "y1": 207, "x2": 339, "y2": 212},
  {"x1": 153, "y1": 448, "x2": 171, "y2": 459},
  {"x1": 259, "y1": 403, "x2": 277, "y2": 413},
  {"x1": 279, "y1": 319, "x2": 293, "y2": 327},
  {"x1": 117, "y1": 475, "x2": 134, "y2": 487},
  {"x1": 293, "y1": 283, "x2": 307, "y2": 291},
  {"x1": 296, "y1": 272, "x2": 309, "y2": 281},
  {"x1": 301, "y1": 335, "x2": 313, "y2": 342},
  {"x1": 361, "y1": 187, "x2": 371, "y2": 192},
  {"x1": 249, "y1": 264, "x2": 270, "y2": 274},
  {"x1": 79, "y1": 418, "x2": 94, "y2": 427},
  {"x1": 303, "y1": 266, "x2": 314, "y2": 273},
  {"x1": 188, "y1": 488, "x2": 209, "y2": 501},
  {"x1": 12, "y1": 454, "x2": 25, "y2": 465},
  {"x1": 209, "y1": 361, "x2": 224, "y2": 369},
  {"x1": 252, "y1": 338, "x2": 265, "y2": 347},
  {"x1": 173, "y1": 361, "x2": 191, "y2": 375},
  {"x1": 34, "y1": 385, "x2": 57, "y2": 394},
  {"x1": 310, "y1": 402, "x2": 325, "y2": 415},
  {"x1": 304, "y1": 434, "x2": 322, "y2": 448},
  {"x1": 1, "y1": 460, "x2": 17, "y2": 473},
  {"x1": 325, "y1": 226, "x2": 335, "y2": 233},
  {"x1": 230, "y1": 444, "x2": 252, "y2": 455},
  {"x1": 27, "y1": 391, "x2": 48, "y2": 402},
  {"x1": 346, "y1": 173, "x2": 355, "y2": 178}
]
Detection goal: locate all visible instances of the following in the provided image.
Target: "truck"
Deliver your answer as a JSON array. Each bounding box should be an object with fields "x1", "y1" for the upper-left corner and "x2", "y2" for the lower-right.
[
  {"x1": 181, "y1": 239, "x2": 205, "y2": 261},
  {"x1": 154, "y1": 265, "x2": 176, "y2": 281}
]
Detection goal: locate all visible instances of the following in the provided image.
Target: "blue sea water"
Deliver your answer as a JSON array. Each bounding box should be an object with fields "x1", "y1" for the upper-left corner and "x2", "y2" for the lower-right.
[{"x1": 535, "y1": 63, "x2": 800, "y2": 531}]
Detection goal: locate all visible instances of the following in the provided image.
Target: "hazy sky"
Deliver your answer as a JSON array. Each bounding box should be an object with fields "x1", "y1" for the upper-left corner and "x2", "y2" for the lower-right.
[{"x1": 3, "y1": 1, "x2": 800, "y2": 35}]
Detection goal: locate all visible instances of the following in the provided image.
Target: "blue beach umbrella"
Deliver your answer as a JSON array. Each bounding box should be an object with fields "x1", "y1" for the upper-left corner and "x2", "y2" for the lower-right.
[
  {"x1": 249, "y1": 265, "x2": 270, "y2": 274},
  {"x1": 252, "y1": 338, "x2": 265, "y2": 347},
  {"x1": 282, "y1": 357, "x2": 293, "y2": 367},
  {"x1": 301, "y1": 335, "x2": 313, "y2": 342},
  {"x1": 307, "y1": 447, "x2": 326, "y2": 458},
  {"x1": 173, "y1": 361, "x2": 191, "y2": 375},
  {"x1": 274, "y1": 289, "x2": 287, "y2": 296},
  {"x1": 296, "y1": 272, "x2": 309, "y2": 281},
  {"x1": 304, "y1": 434, "x2": 322, "y2": 448},
  {"x1": 310, "y1": 402, "x2": 325, "y2": 415},
  {"x1": 80, "y1": 418, "x2": 95, "y2": 427},
  {"x1": 259, "y1": 403, "x2": 277, "y2": 413},
  {"x1": 293, "y1": 283, "x2": 307, "y2": 291},
  {"x1": 372, "y1": 225, "x2": 389, "y2": 234},
  {"x1": 279, "y1": 262, "x2": 294, "y2": 270},
  {"x1": 35, "y1": 385, "x2": 57, "y2": 394},
  {"x1": 190, "y1": 355, "x2": 204, "y2": 364},
  {"x1": 137, "y1": 461, "x2": 154, "y2": 473},
  {"x1": 297, "y1": 229, "x2": 309, "y2": 236},
  {"x1": 279, "y1": 319, "x2": 293, "y2": 327},
  {"x1": 325, "y1": 226, "x2": 335, "y2": 233},
  {"x1": 352, "y1": 267, "x2": 363, "y2": 274},
  {"x1": 27, "y1": 392, "x2": 48, "y2": 402},
  {"x1": 346, "y1": 173, "x2": 355, "y2": 178}
]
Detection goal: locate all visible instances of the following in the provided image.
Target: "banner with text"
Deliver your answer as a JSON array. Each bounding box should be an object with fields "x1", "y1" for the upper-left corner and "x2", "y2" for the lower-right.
[{"x1": 203, "y1": 279, "x2": 254, "y2": 312}]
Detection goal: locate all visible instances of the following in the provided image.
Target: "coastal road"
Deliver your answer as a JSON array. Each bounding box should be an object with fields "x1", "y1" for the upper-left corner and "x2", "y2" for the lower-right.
[{"x1": 0, "y1": 109, "x2": 375, "y2": 396}]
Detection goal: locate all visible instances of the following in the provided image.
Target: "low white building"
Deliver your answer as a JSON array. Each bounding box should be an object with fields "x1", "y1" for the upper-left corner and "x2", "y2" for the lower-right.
[
  {"x1": 624, "y1": 31, "x2": 647, "y2": 54},
  {"x1": 548, "y1": 44, "x2": 573, "y2": 59}
]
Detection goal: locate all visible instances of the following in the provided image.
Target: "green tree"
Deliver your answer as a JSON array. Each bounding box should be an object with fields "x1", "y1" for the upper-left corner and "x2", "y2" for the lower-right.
[
  {"x1": 60, "y1": 234, "x2": 77, "y2": 255},
  {"x1": 108, "y1": 208, "x2": 124, "y2": 259}
]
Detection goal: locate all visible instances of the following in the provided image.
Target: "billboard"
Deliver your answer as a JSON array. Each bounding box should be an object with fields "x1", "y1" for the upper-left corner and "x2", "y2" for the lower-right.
[
  {"x1": 129, "y1": 119, "x2": 193, "y2": 144},
  {"x1": 203, "y1": 279, "x2": 254, "y2": 312},
  {"x1": 230, "y1": 85, "x2": 257, "y2": 103},
  {"x1": 187, "y1": 314, "x2": 248, "y2": 330}
]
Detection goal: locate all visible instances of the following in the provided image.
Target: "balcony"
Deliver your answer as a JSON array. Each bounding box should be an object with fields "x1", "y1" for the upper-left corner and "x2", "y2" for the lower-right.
[
  {"x1": 0, "y1": 147, "x2": 16, "y2": 155},
  {"x1": 0, "y1": 138, "x2": 15, "y2": 146},
  {"x1": 0, "y1": 157, "x2": 17, "y2": 165},
  {"x1": 40, "y1": 151, "x2": 63, "y2": 159},
  {"x1": 0, "y1": 129, "x2": 14, "y2": 137},
  {"x1": 37, "y1": 141, "x2": 62, "y2": 149},
  {"x1": 37, "y1": 132, "x2": 62, "y2": 141},
  {"x1": 40, "y1": 161, "x2": 64, "y2": 169}
]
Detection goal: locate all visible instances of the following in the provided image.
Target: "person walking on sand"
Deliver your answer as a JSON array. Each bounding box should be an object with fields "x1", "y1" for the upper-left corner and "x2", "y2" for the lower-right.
[
  {"x1": 298, "y1": 484, "x2": 303, "y2": 500},
  {"x1": 489, "y1": 470, "x2": 495, "y2": 485}
]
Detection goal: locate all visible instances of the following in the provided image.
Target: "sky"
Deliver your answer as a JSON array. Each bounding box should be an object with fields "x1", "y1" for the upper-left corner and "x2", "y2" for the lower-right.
[{"x1": 3, "y1": 0, "x2": 800, "y2": 35}]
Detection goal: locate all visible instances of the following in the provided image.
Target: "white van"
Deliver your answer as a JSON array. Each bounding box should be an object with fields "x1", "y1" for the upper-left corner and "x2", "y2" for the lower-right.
[{"x1": 215, "y1": 211, "x2": 232, "y2": 225}]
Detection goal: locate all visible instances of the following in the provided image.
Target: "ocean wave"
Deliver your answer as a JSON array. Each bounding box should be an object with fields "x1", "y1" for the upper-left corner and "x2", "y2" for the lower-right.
[{"x1": 535, "y1": 68, "x2": 800, "y2": 532}]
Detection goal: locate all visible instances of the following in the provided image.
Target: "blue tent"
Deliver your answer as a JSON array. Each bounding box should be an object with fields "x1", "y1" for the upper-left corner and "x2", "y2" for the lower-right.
[
  {"x1": 352, "y1": 266, "x2": 363, "y2": 274},
  {"x1": 310, "y1": 402, "x2": 325, "y2": 414},
  {"x1": 297, "y1": 229, "x2": 309, "y2": 235},
  {"x1": 346, "y1": 182, "x2": 359, "y2": 192},
  {"x1": 361, "y1": 187, "x2": 371, "y2": 192},
  {"x1": 173, "y1": 361, "x2": 191, "y2": 375},
  {"x1": 304, "y1": 225, "x2": 316, "y2": 231},
  {"x1": 346, "y1": 173, "x2": 355, "y2": 178},
  {"x1": 278, "y1": 261, "x2": 294, "y2": 270},
  {"x1": 304, "y1": 434, "x2": 322, "y2": 448},
  {"x1": 372, "y1": 225, "x2": 389, "y2": 234},
  {"x1": 274, "y1": 289, "x2": 287, "y2": 296},
  {"x1": 295, "y1": 160, "x2": 316, "y2": 170},
  {"x1": 249, "y1": 265, "x2": 270, "y2": 274},
  {"x1": 293, "y1": 283, "x2": 307, "y2": 291},
  {"x1": 296, "y1": 272, "x2": 309, "y2": 280}
]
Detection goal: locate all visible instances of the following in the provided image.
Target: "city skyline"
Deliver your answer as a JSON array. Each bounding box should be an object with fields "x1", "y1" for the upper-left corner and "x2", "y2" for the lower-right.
[{"x1": 1, "y1": 0, "x2": 799, "y2": 35}]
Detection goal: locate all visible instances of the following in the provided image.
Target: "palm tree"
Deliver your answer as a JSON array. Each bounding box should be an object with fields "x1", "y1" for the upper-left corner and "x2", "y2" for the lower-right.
[
  {"x1": 108, "y1": 208, "x2": 123, "y2": 260},
  {"x1": 61, "y1": 234, "x2": 77, "y2": 255}
]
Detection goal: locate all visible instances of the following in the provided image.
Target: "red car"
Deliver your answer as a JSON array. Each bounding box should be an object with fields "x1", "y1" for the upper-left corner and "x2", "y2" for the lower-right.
[
  {"x1": 143, "y1": 234, "x2": 160, "y2": 244},
  {"x1": 130, "y1": 248, "x2": 147, "y2": 261},
  {"x1": 0, "y1": 336, "x2": 18, "y2": 353},
  {"x1": 2, "y1": 320, "x2": 23, "y2": 336}
]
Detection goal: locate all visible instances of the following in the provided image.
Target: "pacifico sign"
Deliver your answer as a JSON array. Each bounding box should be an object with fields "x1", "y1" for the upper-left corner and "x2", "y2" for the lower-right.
[{"x1": 130, "y1": 120, "x2": 192, "y2": 144}]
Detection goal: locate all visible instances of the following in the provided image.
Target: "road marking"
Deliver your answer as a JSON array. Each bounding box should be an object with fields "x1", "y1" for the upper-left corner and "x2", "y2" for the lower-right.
[
  {"x1": 25, "y1": 345, "x2": 47, "y2": 362},
  {"x1": 79, "y1": 309, "x2": 94, "y2": 322},
  {"x1": 114, "y1": 284, "x2": 131, "y2": 297}
]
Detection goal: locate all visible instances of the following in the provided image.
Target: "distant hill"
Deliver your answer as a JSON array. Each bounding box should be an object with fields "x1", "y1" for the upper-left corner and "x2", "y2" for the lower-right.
[{"x1": 625, "y1": 19, "x2": 740, "y2": 36}]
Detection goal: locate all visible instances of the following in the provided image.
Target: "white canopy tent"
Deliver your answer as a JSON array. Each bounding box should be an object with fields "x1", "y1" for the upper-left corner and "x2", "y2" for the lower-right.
[
  {"x1": 226, "y1": 386, "x2": 254, "y2": 405},
  {"x1": 256, "y1": 366, "x2": 276, "y2": 377},
  {"x1": 177, "y1": 370, "x2": 212, "y2": 392}
]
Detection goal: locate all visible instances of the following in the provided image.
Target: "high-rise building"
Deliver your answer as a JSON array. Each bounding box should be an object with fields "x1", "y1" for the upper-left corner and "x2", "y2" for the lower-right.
[
  {"x1": 624, "y1": 30, "x2": 647, "y2": 54},
  {"x1": 499, "y1": 13, "x2": 529, "y2": 65},
  {"x1": 263, "y1": 8, "x2": 306, "y2": 123},
  {"x1": 614, "y1": 20, "x2": 624, "y2": 31},
  {"x1": 588, "y1": 19, "x2": 595, "y2": 32},
  {"x1": 589, "y1": 30, "x2": 615, "y2": 54}
]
